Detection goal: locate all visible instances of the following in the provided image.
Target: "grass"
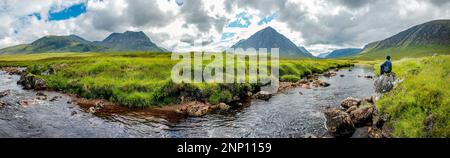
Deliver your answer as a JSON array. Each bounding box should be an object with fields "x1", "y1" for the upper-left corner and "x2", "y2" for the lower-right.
[
  {"x1": 375, "y1": 55, "x2": 450, "y2": 137},
  {"x1": 356, "y1": 45, "x2": 450, "y2": 60},
  {"x1": 0, "y1": 52, "x2": 353, "y2": 108}
]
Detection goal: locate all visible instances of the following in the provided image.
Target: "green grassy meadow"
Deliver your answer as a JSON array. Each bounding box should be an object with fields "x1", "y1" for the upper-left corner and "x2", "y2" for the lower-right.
[
  {"x1": 0, "y1": 52, "x2": 353, "y2": 107},
  {"x1": 374, "y1": 55, "x2": 450, "y2": 137}
]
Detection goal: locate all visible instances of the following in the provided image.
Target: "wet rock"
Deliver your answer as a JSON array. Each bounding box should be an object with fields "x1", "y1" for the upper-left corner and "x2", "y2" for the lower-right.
[
  {"x1": 352, "y1": 127, "x2": 370, "y2": 138},
  {"x1": 323, "y1": 71, "x2": 337, "y2": 78},
  {"x1": 17, "y1": 73, "x2": 47, "y2": 90},
  {"x1": 348, "y1": 69, "x2": 352, "y2": 72},
  {"x1": 301, "y1": 84, "x2": 311, "y2": 89},
  {"x1": 253, "y1": 91, "x2": 272, "y2": 101},
  {"x1": 299, "y1": 91, "x2": 303, "y2": 95},
  {"x1": 88, "y1": 107, "x2": 97, "y2": 114},
  {"x1": 345, "y1": 106, "x2": 358, "y2": 113},
  {"x1": 368, "y1": 127, "x2": 383, "y2": 138},
  {"x1": 320, "y1": 82, "x2": 330, "y2": 87},
  {"x1": 186, "y1": 103, "x2": 210, "y2": 117},
  {"x1": 0, "y1": 100, "x2": 7, "y2": 108},
  {"x1": 340, "y1": 97, "x2": 361, "y2": 109},
  {"x1": 1, "y1": 67, "x2": 24, "y2": 75},
  {"x1": 374, "y1": 73, "x2": 396, "y2": 93},
  {"x1": 323, "y1": 107, "x2": 356, "y2": 137},
  {"x1": 71, "y1": 111, "x2": 77, "y2": 116},
  {"x1": 340, "y1": 74, "x2": 345, "y2": 77},
  {"x1": 362, "y1": 96, "x2": 374, "y2": 104},
  {"x1": 373, "y1": 114, "x2": 387, "y2": 129},
  {"x1": 0, "y1": 90, "x2": 10, "y2": 98},
  {"x1": 218, "y1": 103, "x2": 230, "y2": 111},
  {"x1": 49, "y1": 96, "x2": 59, "y2": 102},
  {"x1": 349, "y1": 106, "x2": 376, "y2": 127},
  {"x1": 364, "y1": 75, "x2": 373, "y2": 79}
]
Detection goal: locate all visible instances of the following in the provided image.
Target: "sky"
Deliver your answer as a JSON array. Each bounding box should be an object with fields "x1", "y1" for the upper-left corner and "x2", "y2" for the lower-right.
[{"x1": 0, "y1": 0, "x2": 449, "y2": 56}]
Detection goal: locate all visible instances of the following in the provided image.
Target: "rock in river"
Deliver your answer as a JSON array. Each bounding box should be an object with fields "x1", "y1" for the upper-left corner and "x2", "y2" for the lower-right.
[
  {"x1": 253, "y1": 91, "x2": 272, "y2": 101},
  {"x1": 324, "y1": 107, "x2": 356, "y2": 137},
  {"x1": 0, "y1": 100, "x2": 7, "y2": 108},
  {"x1": 0, "y1": 90, "x2": 10, "y2": 98},
  {"x1": 17, "y1": 73, "x2": 47, "y2": 90},
  {"x1": 349, "y1": 105, "x2": 376, "y2": 127},
  {"x1": 340, "y1": 97, "x2": 361, "y2": 109}
]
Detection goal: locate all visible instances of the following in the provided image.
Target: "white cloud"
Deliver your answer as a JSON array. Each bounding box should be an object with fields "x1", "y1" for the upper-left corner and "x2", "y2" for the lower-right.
[{"x1": 0, "y1": 0, "x2": 449, "y2": 55}]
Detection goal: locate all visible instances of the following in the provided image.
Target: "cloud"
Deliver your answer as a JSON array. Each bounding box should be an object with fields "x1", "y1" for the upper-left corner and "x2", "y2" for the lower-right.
[{"x1": 0, "y1": 0, "x2": 449, "y2": 55}]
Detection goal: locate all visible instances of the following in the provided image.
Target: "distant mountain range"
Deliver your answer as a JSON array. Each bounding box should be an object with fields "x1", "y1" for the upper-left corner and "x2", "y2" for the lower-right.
[
  {"x1": 231, "y1": 27, "x2": 314, "y2": 58},
  {"x1": 0, "y1": 31, "x2": 166, "y2": 54},
  {"x1": 358, "y1": 19, "x2": 450, "y2": 59},
  {"x1": 321, "y1": 48, "x2": 362, "y2": 58}
]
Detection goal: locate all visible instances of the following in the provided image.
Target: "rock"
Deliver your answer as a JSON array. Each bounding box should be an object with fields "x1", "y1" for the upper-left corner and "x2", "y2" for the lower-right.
[
  {"x1": 187, "y1": 103, "x2": 210, "y2": 117},
  {"x1": 374, "y1": 73, "x2": 396, "y2": 93},
  {"x1": 94, "y1": 100, "x2": 104, "y2": 109},
  {"x1": 71, "y1": 111, "x2": 77, "y2": 116},
  {"x1": 357, "y1": 75, "x2": 361, "y2": 78},
  {"x1": 299, "y1": 91, "x2": 303, "y2": 95},
  {"x1": 0, "y1": 90, "x2": 10, "y2": 98},
  {"x1": 362, "y1": 96, "x2": 374, "y2": 104},
  {"x1": 253, "y1": 91, "x2": 272, "y2": 101},
  {"x1": 17, "y1": 73, "x2": 47, "y2": 90},
  {"x1": 352, "y1": 127, "x2": 370, "y2": 138},
  {"x1": 88, "y1": 107, "x2": 97, "y2": 114},
  {"x1": 36, "y1": 92, "x2": 46, "y2": 96},
  {"x1": 345, "y1": 106, "x2": 358, "y2": 113},
  {"x1": 368, "y1": 127, "x2": 383, "y2": 138},
  {"x1": 349, "y1": 106, "x2": 376, "y2": 127},
  {"x1": 49, "y1": 96, "x2": 59, "y2": 102},
  {"x1": 218, "y1": 103, "x2": 230, "y2": 111},
  {"x1": 323, "y1": 107, "x2": 356, "y2": 137},
  {"x1": 320, "y1": 82, "x2": 330, "y2": 87},
  {"x1": 301, "y1": 84, "x2": 311, "y2": 89},
  {"x1": 246, "y1": 91, "x2": 253, "y2": 97},
  {"x1": 0, "y1": 100, "x2": 7, "y2": 108},
  {"x1": 364, "y1": 75, "x2": 373, "y2": 79},
  {"x1": 323, "y1": 71, "x2": 337, "y2": 78},
  {"x1": 340, "y1": 97, "x2": 361, "y2": 109},
  {"x1": 340, "y1": 74, "x2": 345, "y2": 77},
  {"x1": 36, "y1": 95, "x2": 47, "y2": 100},
  {"x1": 348, "y1": 69, "x2": 352, "y2": 72}
]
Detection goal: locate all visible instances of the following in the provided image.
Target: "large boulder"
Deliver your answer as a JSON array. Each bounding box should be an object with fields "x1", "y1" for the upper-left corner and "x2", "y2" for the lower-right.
[
  {"x1": 374, "y1": 73, "x2": 396, "y2": 93},
  {"x1": 324, "y1": 107, "x2": 356, "y2": 137},
  {"x1": 349, "y1": 105, "x2": 376, "y2": 127},
  {"x1": 340, "y1": 97, "x2": 361, "y2": 109},
  {"x1": 17, "y1": 73, "x2": 47, "y2": 90}
]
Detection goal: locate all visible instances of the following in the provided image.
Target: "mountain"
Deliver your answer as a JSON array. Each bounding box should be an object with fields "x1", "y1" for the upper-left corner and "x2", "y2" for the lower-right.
[
  {"x1": 0, "y1": 31, "x2": 166, "y2": 54},
  {"x1": 231, "y1": 27, "x2": 314, "y2": 58},
  {"x1": 318, "y1": 52, "x2": 331, "y2": 58},
  {"x1": 0, "y1": 35, "x2": 108, "y2": 54},
  {"x1": 324, "y1": 48, "x2": 362, "y2": 58},
  {"x1": 359, "y1": 19, "x2": 450, "y2": 59},
  {"x1": 298, "y1": 46, "x2": 312, "y2": 56},
  {"x1": 95, "y1": 31, "x2": 165, "y2": 52}
]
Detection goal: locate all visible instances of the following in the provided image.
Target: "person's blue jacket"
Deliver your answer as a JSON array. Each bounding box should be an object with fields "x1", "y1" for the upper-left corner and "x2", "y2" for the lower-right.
[{"x1": 380, "y1": 60, "x2": 392, "y2": 74}]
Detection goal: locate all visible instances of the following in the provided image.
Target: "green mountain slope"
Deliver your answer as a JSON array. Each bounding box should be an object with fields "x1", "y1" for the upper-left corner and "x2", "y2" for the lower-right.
[{"x1": 358, "y1": 20, "x2": 450, "y2": 59}]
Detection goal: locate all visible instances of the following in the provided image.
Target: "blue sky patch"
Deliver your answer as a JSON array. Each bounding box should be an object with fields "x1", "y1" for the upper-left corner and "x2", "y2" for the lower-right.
[
  {"x1": 227, "y1": 12, "x2": 252, "y2": 28},
  {"x1": 258, "y1": 13, "x2": 277, "y2": 25},
  {"x1": 48, "y1": 2, "x2": 87, "y2": 21},
  {"x1": 28, "y1": 12, "x2": 42, "y2": 20},
  {"x1": 220, "y1": 32, "x2": 236, "y2": 41}
]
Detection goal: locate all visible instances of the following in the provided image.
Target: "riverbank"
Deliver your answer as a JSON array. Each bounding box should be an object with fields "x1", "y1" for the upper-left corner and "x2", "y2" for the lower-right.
[{"x1": 374, "y1": 55, "x2": 450, "y2": 137}]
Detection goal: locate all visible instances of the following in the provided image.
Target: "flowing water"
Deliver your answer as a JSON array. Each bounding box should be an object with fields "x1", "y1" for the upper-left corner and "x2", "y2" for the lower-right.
[{"x1": 0, "y1": 66, "x2": 375, "y2": 138}]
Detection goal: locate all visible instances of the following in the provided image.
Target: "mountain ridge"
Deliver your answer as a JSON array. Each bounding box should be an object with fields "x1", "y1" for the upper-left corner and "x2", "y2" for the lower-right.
[
  {"x1": 231, "y1": 27, "x2": 314, "y2": 58},
  {"x1": 0, "y1": 31, "x2": 166, "y2": 54}
]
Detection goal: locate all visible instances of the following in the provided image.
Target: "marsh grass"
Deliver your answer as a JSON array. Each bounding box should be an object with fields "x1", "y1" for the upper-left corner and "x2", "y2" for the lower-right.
[
  {"x1": 375, "y1": 55, "x2": 450, "y2": 137},
  {"x1": 0, "y1": 52, "x2": 353, "y2": 108}
]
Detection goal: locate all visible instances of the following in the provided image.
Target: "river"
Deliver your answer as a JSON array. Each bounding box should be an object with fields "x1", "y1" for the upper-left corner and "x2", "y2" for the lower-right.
[{"x1": 0, "y1": 66, "x2": 375, "y2": 138}]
